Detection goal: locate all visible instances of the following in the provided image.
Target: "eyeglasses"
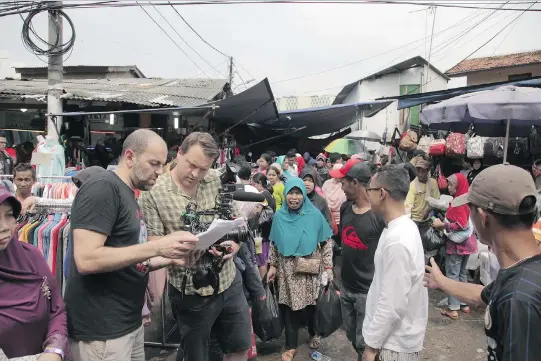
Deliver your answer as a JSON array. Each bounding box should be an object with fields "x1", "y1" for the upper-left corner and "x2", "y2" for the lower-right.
[{"x1": 365, "y1": 187, "x2": 390, "y2": 193}]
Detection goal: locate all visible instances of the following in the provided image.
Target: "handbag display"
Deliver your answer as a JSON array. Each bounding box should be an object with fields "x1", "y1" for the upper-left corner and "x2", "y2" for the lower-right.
[
  {"x1": 294, "y1": 245, "x2": 322, "y2": 275},
  {"x1": 417, "y1": 135, "x2": 434, "y2": 154},
  {"x1": 530, "y1": 127, "x2": 541, "y2": 155},
  {"x1": 399, "y1": 130, "x2": 418, "y2": 152},
  {"x1": 507, "y1": 137, "x2": 530, "y2": 163},
  {"x1": 484, "y1": 137, "x2": 505, "y2": 158},
  {"x1": 429, "y1": 139, "x2": 446, "y2": 157},
  {"x1": 466, "y1": 136, "x2": 486, "y2": 159},
  {"x1": 445, "y1": 132, "x2": 466, "y2": 157}
]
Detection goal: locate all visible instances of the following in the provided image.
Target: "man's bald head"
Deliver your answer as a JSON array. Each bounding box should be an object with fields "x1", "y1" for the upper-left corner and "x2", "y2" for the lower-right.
[
  {"x1": 122, "y1": 129, "x2": 164, "y2": 157},
  {"x1": 119, "y1": 129, "x2": 168, "y2": 191}
]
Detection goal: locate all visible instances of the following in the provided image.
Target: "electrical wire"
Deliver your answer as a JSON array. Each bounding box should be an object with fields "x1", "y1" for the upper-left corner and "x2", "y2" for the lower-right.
[
  {"x1": 20, "y1": 2, "x2": 76, "y2": 57},
  {"x1": 135, "y1": 0, "x2": 210, "y2": 76},
  {"x1": 147, "y1": 1, "x2": 225, "y2": 76},
  {"x1": 449, "y1": 0, "x2": 537, "y2": 75},
  {"x1": 168, "y1": 1, "x2": 230, "y2": 58},
  {"x1": 272, "y1": 3, "x2": 492, "y2": 85},
  {"x1": 2, "y1": 1, "x2": 540, "y2": 18}
]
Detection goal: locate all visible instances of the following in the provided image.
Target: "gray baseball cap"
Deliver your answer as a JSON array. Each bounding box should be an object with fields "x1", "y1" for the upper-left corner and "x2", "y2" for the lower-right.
[{"x1": 452, "y1": 163, "x2": 537, "y2": 215}]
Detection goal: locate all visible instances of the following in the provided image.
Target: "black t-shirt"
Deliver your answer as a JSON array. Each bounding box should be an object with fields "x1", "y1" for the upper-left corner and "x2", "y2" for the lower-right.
[
  {"x1": 339, "y1": 201, "x2": 386, "y2": 293},
  {"x1": 65, "y1": 171, "x2": 148, "y2": 341},
  {"x1": 480, "y1": 254, "x2": 541, "y2": 361}
]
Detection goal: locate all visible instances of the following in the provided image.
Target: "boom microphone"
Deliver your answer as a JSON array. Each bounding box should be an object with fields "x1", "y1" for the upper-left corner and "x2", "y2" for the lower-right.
[{"x1": 232, "y1": 191, "x2": 265, "y2": 203}]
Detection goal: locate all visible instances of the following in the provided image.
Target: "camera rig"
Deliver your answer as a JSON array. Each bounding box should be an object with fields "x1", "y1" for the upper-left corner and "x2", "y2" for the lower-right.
[{"x1": 179, "y1": 162, "x2": 252, "y2": 291}]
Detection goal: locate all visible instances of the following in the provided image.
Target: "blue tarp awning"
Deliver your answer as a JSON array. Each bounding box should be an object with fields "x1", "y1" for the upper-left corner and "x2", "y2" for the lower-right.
[
  {"x1": 377, "y1": 76, "x2": 541, "y2": 110},
  {"x1": 258, "y1": 100, "x2": 393, "y2": 137}
]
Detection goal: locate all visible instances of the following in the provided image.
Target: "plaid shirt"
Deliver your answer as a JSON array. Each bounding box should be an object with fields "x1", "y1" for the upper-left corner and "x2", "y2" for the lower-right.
[{"x1": 140, "y1": 170, "x2": 237, "y2": 296}]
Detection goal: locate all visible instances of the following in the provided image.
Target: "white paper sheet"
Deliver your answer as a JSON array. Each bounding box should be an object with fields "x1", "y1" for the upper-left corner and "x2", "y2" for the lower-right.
[{"x1": 195, "y1": 218, "x2": 246, "y2": 250}]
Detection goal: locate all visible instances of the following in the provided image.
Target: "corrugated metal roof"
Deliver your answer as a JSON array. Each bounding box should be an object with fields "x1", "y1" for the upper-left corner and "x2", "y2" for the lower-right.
[
  {"x1": 0, "y1": 78, "x2": 228, "y2": 107},
  {"x1": 446, "y1": 50, "x2": 541, "y2": 76}
]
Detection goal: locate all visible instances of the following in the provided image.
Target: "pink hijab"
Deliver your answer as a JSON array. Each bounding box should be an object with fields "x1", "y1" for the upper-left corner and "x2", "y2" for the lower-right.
[{"x1": 322, "y1": 164, "x2": 347, "y2": 221}]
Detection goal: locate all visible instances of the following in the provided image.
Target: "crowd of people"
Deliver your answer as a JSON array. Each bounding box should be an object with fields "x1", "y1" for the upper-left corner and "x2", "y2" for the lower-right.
[{"x1": 1, "y1": 129, "x2": 541, "y2": 361}]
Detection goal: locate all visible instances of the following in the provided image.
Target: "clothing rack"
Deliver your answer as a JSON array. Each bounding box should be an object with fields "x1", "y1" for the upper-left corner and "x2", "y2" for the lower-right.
[{"x1": 0, "y1": 175, "x2": 73, "y2": 179}]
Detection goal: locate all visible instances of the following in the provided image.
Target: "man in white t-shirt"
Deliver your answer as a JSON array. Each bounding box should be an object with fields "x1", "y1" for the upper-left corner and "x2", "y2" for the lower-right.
[{"x1": 362, "y1": 165, "x2": 428, "y2": 361}]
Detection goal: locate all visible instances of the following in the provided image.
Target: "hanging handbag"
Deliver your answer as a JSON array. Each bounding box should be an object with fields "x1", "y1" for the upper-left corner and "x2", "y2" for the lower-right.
[
  {"x1": 434, "y1": 164, "x2": 448, "y2": 190},
  {"x1": 399, "y1": 129, "x2": 419, "y2": 152},
  {"x1": 445, "y1": 132, "x2": 466, "y2": 157},
  {"x1": 467, "y1": 135, "x2": 486, "y2": 159},
  {"x1": 294, "y1": 244, "x2": 322, "y2": 275},
  {"x1": 507, "y1": 137, "x2": 530, "y2": 162},
  {"x1": 429, "y1": 139, "x2": 446, "y2": 157},
  {"x1": 417, "y1": 135, "x2": 434, "y2": 153},
  {"x1": 484, "y1": 137, "x2": 505, "y2": 158},
  {"x1": 530, "y1": 126, "x2": 541, "y2": 155}
]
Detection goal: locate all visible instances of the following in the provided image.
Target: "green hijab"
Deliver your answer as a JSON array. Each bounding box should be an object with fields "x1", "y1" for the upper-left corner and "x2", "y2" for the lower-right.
[{"x1": 269, "y1": 177, "x2": 332, "y2": 257}]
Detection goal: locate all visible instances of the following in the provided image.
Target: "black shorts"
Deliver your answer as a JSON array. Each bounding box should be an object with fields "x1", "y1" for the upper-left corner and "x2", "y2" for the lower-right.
[{"x1": 169, "y1": 270, "x2": 252, "y2": 361}]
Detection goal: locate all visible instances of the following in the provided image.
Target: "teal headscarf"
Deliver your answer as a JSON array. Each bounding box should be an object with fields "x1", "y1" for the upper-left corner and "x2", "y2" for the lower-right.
[
  {"x1": 276, "y1": 155, "x2": 292, "y2": 180},
  {"x1": 270, "y1": 177, "x2": 333, "y2": 257}
]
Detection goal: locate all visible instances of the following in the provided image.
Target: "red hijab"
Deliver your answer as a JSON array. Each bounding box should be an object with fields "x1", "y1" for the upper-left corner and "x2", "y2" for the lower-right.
[{"x1": 446, "y1": 173, "x2": 470, "y2": 228}]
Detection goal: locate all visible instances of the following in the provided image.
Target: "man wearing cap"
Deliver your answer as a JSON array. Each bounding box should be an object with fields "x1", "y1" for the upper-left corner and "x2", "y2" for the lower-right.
[
  {"x1": 329, "y1": 159, "x2": 386, "y2": 361},
  {"x1": 405, "y1": 158, "x2": 440, "y2": 222},
  {"x1": 425, "y1": 164, "x2": 541, "y2": 361},
  {"x1": 316, "y1": 153, "x2": 329, "y2": 182}
]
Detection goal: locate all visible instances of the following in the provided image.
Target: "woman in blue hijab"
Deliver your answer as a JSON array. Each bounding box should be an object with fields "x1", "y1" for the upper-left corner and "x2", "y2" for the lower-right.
[{"x1": 267, "y1": 178, "x2": 333, "y2": 360}]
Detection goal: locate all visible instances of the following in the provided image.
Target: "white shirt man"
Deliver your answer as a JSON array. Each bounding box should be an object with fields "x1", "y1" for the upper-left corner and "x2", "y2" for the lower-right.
[{"x1": 363, "y1": 165, "x2": 428, "y2": 361}]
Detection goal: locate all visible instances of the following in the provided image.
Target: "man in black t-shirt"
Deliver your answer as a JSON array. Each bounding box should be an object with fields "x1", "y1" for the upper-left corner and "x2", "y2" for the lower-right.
[
  {"x1": 66, "y1": 129, "x2": 199, "y2": 361},
  {"x1": 329, "y1": 159, "x2": 386, "y2": 361},
  {"x1": 425, "y1": 164, "x2": 541, "y2": 361}
]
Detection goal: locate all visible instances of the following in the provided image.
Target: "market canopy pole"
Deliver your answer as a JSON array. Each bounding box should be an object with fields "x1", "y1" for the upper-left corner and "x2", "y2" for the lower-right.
[
  {"x1": 47, "y1": 0, "x2": 64, "y2": 140},
  {"x1": 503, "y1": 116, "x2": 511, "y2": 163}
]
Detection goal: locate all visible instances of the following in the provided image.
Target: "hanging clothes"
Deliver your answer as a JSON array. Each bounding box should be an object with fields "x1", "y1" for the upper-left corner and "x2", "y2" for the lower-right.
[{"x1": 35, "y1": 137, "x2": 66, "y2": 178}]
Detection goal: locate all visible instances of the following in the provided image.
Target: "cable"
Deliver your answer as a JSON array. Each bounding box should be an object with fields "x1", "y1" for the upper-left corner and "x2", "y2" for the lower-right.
[
  {"x1": 21, "y1": 2, "x2": 76, "y2": 57},
  {"x1": 271, "y1": 4, "x2": 493, "y2": 84},
  {"x1": 449, "y1": 0, "x2": 536, "y2": 75},
  {"x1": 135, "y1": 0, "x2": 210, "y2": 76},
  {"x1": 168, "y1": 1, "x2": 230, "y2": 58},
  {"x1": 148, "y1": 1, "x2": 225, "y2": 76},
  {"x1": 490, "y1": 11, "x2": 522, "y2": 55}
]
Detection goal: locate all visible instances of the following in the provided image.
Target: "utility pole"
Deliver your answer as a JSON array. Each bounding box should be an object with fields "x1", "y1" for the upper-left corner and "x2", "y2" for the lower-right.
[
  {"x1": 47, "y1": 1, "x2": 64, "y2": 140},
  {"x1": 228, "y1": 56, "x2": 234, "y2": 88}
]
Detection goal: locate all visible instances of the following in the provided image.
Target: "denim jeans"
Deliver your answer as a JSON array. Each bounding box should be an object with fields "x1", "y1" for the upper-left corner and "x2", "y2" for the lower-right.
[
  {"x1": 340, "y1": 286, "x2": 367, "y2": 361},
  {"x1": 445, "y1": 252, "x2": 470, "y2": 311}
]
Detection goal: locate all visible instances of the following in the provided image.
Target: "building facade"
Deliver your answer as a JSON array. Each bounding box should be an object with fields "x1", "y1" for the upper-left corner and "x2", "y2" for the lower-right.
[
  {"x1": 446, "y1": 50, "x2": 541, "y2": 86},
  {"x1": 333, "y1": 56, "x2": 449, "y2": 140}
]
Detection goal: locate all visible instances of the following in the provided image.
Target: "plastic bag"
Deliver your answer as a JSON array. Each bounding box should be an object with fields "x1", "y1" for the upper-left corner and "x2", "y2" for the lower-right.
[
  {"x1": 422, "y1": 226, "x2": 445, "y2": 252},
  {"x1": 252, "y1": 282, "x2": 284, "y2": 342},
  {"x1": 314, "y1": 282, "x2": 343, "y2": 337}
]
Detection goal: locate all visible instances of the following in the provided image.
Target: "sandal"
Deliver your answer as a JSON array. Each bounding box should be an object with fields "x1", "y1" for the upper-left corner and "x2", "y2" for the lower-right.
[
  {"x1": 441, "y1": 309, "x2": 459, "y2": 320},
  {"x1": 281, "y1": 349, "x2": 297, "y2": 361},
  {"x1": 461, "y1": 306, "x2": 471, "y2": 314},
  {"x1": 309, "y1": 335, "x2": 321, "y2": 349}
]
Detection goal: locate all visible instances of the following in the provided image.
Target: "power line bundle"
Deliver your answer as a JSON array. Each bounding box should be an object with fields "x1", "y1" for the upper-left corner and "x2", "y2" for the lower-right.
[{"x1": 21, "y1": 2, "x2": 76, "y2": 57}]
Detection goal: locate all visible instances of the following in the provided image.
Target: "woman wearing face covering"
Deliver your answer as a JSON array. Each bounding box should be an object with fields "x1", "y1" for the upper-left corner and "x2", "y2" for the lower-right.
[
  {"x1": 467, "y1": 159, "x2": 482, "y2": 185},
  {"x1": 0, "y1": 187, "x2": 70, "y2": 360},
  {"x1": 431, "y1": 173, "x2": 478, "y2": 320},
  {"x1": 300, "y1": 167, "x2": 334, "y2": 230},
  {"x1": 267, "y1": 178, "x2": 333, "y2": 361}
]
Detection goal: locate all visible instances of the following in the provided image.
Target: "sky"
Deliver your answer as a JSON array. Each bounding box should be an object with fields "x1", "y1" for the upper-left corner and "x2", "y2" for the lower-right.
[{"x1": 1, "y1": 1, "x2": 540, "y2": 98}]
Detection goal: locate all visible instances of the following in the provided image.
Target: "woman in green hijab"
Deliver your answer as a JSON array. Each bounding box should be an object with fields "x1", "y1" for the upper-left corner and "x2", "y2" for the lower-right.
[{"x1": 267, "y1": 178, "x2": 333, "y2": 361}]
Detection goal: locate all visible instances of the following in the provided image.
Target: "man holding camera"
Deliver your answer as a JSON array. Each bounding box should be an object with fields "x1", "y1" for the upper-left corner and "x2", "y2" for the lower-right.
[{"x1": 140, "y1": 132, "x2": 251, "y2": 361}]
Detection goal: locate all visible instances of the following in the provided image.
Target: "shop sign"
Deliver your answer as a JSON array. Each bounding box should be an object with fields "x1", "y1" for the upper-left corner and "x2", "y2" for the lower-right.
[
  {"x1": 86, "y1": 114, "x2": 124, "y2": 124},
  {"x1": 2, "y1": 111, "x2": 44, "y2": 131}
]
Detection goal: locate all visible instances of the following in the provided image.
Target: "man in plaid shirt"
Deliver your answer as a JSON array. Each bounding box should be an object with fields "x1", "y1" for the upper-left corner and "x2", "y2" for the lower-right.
[{"x1": 140, "y1": 132, "x2": 251, "y2": 361}]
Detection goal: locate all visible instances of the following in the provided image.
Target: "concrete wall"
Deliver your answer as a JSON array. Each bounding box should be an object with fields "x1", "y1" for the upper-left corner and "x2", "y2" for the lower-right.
[
  {"x1": 465, "y1": 64, "x2": 541, "y2": 86},
  {"x1": 342, "y1": 65, "x2": 448, "y2": 139}
]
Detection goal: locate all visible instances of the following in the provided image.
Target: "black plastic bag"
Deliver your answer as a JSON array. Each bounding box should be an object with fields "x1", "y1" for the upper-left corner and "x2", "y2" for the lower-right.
[
  {"x1": 422, "y1": 226, "x2": 445, "y2": 252},
  {"x1": 252, "y1": 282, "x2": 284, "y2": 342},
  {"x1": 314, "y1": 282, "x2": 342, "y2": 337}
]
